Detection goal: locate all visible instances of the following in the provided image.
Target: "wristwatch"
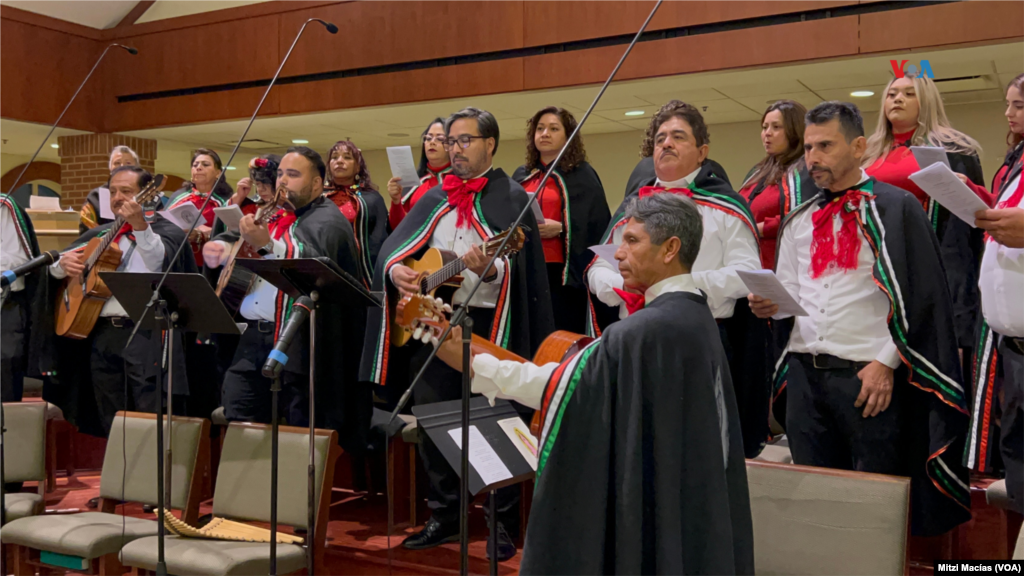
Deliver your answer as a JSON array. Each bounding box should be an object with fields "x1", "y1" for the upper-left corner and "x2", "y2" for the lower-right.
[{"x1": 256, "y1": 241, "x2": 274, "y2": 257}]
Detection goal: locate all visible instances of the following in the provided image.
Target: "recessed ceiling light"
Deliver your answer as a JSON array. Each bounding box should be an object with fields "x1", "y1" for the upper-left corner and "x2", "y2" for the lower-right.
[
  {"x1": 624, "y1": 110, "x2": 645, "y2": 117},
  {"x1": 850, "y1": 90, "x2": 874, "y2": 98},
  {"x1": 225, "y1": 166, "x2": 236, "y2": 170},
  {"x1": 388, "y1": 133, "x2": 410, "y2": 138},
  {"x1": 291, "y1": 139, "x2": 309, "y2": 144},
  {"x1": 50, "y1": 143, "x2": 59, "y2": 148}
]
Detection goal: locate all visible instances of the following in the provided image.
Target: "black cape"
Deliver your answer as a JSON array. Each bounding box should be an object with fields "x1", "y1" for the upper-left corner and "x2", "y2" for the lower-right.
[
  {"x1": 79, "y1": 187, "x2": 114, "y2": 233},
  {"x1": 590, "y1": 162, "x2": 771, "y2": 458},
  {"x1": 325, "y1": 186, "x2": 390, "y2": 285},
  {"x1": 522, "y1": 290, "x2": 754, "y2": 575},
  {"x1": 623, "y1": 156, "x2": 732, "y2": 200},
  {"x1": 212, "y1": 196, "x2": 371, "y2": 452},
  {"x1": 773, "y1": 178, "x2": 972, "y2": 536},
  {"x1": 359, "y1": 168, "x2": 555, "y2": 389}
]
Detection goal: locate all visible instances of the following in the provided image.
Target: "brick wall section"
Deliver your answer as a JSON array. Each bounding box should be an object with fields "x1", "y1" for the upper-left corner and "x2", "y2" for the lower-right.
[{"x1": 57, "y1": 134, "x2": 157, "y2": 210}]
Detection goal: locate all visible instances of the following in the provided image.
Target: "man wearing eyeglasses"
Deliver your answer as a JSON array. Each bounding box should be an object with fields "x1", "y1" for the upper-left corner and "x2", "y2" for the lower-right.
[{"x1": 360, "y1": 107, "x2": 554, "y2": 560}]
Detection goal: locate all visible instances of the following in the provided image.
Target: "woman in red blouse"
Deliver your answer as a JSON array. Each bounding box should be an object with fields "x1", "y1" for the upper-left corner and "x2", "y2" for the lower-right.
[
  {"x1": 167, "y1": 148, "x2": 235, "y2": 267},
  {"x1": 958, "y1": 73, "x2": 1024, "y2": 205},
  {"x1": 229, "y1": 154, "x2": 282, "y2": 218},
  {"x1": 512, "y1": 106, "x2": 610, "y2": 334},
  {"x1": 324, "y1": 140, "x2": 389, "y2": 282},
  {"x1": 738, "y1": 100, "x2": 806, "y2": 270},
  {"x1": 386, "y1": 118, "x2": 452, "y2": 230}
]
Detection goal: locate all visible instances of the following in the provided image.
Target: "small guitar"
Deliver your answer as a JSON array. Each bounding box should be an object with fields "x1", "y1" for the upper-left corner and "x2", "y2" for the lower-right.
[
  {"x1": 394, "y1": 292, "x2": 592, "y2": 436},
  {"x1": 389, "y1": 226, "x2": 526, "y2": 347},
  {"x1": 214, "y1": 185, "x2": 285, "y2": 317},
  {"x1": 55, "y1": 174, "x2": 167, "y2": 339}
]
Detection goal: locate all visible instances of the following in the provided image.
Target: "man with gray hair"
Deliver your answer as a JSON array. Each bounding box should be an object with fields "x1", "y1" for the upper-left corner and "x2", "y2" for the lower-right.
[
  {"x1": 436, "y1": 193, "x2": 755, "y2": 574},
  {"x1": 79, "y1": 145, "x2": 140, "y2": 232}
]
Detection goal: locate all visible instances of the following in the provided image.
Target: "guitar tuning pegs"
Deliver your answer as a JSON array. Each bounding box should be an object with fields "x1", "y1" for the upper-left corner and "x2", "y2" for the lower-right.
[
  {"x1": 442, "y1": 304, "x2": 452, "y2": 313},
  {"x1": 430, "y1": 336, "x2": 439, "y2": 348},
  {"x1": 413, "y1": 326, "x2": 423, "y2": 340},
  {"x1": 420, "y1": 331, "x2": 432, "y2": 344}
]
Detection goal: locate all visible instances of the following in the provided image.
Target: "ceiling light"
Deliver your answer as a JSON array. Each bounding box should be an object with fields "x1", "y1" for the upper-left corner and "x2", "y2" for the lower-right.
[
  {"x1": 291, "y1": 139, "x2": 309, "y2": 144},
  {"x1": 50, "y1": 143, "x2": 59, "y2": 148},
  {"x1": 226, "y1": 166, "x2": 236, "y2": 170},
  {"x1": 624, "y1": 110, "x2": 645, "y2": 117},
  {"x1": 388, "y1": 133, "x2": 410, "y2": 138},
  {"x1": 850, "y1": 90, "x2": 874, "y2": 98}
]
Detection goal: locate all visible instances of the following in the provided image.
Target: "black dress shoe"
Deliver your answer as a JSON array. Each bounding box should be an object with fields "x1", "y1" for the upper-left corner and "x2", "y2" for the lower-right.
[
  {"x1": 486, "y1": 522, "x2": 517, "y2": 562},
  {"x1": 401, "y1": 517, "x2": 459, "y2": 550},
  {"x1": 87, "y1": 497, "x2": 100, "y2": 509},
  {"x1": 143, "y1": 504, "x2": 155, "y2": 514}
]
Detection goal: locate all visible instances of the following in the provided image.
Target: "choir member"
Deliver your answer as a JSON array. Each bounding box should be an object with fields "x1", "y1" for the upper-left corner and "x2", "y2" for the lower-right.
[
  {"x1": 965, "y1": 73, "x2": 1024, "y2": 514},
  {"x1": 359, "y1": 108, "x2": 554, "y2": 559},
  {"x1": 324, "y1": 140, "x2": 389, "y2": 281},
  {"x1": 204, "y1": 147, "x2": 370, "y2": 451},
  {"x1": 862, "y1": 75, "x2": 986, "y2": 359},
  {"x1": 738, "y1": 100, "x2": 807, "y2": 269},
  {"x1": 587, "y1": 100, "x2": 769, "y2": 457},
  {"x1": 50, "y1": 166, "x2": 196, "y2": 435},
  {"x1": 750, "y1": 101, "x2": 971, "y2": 536},
  {"x1": 436, "y1": 193, "x2": 754, "y2": 575},
  {"x1": 78, "y1": 146, "x2": 139, "y2": 233},
  {"x1": 511, "y1": 106, "x2": 611, "y2": 333},
  {"x1": 167, "y1": 148, "x2": 235, "y2": 267},
  {"x1": 228, "y1": 155, "x2": 283, "y2": 218},
  {"x1": 386, "y1": 118, "x2": 453, "y2": 229}
]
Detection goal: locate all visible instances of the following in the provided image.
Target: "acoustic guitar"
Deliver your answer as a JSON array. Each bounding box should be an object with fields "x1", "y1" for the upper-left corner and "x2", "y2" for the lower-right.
[
  {"x1": 394, "y1": 292, "x2": 593, "y2": 437},
  {"x1": 214, "y1": 185, "x2": 285, "y2": 317},
  {"x1": 55, "y1": 174, "x2": 167, "y2": 339},
  {"x1": 389, "y1": 226, "x2": 526, "y2": 347}
]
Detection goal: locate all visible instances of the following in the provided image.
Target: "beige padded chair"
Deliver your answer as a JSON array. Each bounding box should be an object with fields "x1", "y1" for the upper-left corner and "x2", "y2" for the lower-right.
[
  {"x1": 1015, "y1": 520, "x2": 1024, "y2": 560},
  {"x1": 3, "y1": 402, "x2": 48, "y2": 522},
  {"x1": 746, "y1": 460, "x2": 911, "y2": 575},
  {"x1": 2, "y1": 411, "x2": 209, "y2": 575},
  {"x1": 120, "y1": 421, "x2": 341, "y2": 576}
]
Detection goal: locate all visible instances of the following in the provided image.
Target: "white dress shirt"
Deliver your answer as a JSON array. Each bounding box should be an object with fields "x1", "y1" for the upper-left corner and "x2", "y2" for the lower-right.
[
  {"x1": 208, "y1": 236, "x2": 286, "y2": 323},
  {"x1": 979, "y1": 171, "x2": 1024, "y2": 337},
  {"x1": 1, "y1": 204, "x2": 31, "y2": 292},
  {"x1": 773, "y1": 170, "x2": 900, "y2": 368},
  {"x1": 390, "y1": 166, "x2": 505, "y2": 309},
  {"x1": 587, "y1": 167, "x2": 760, "y2": 319},
  {"x1": 50, "y1": 224, "x2": 166, "y2": 318},
  {"x1": 471, "y1": 273, "x2": 702, "y2": 408}
]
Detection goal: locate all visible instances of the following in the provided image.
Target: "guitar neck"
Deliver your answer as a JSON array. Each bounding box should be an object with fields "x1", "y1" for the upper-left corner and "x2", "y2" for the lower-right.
[
  {"x1": 424, "y1": 257, "x2": 468, "y2": 294},
  {"x1": 86, "y1": 216, "x2": 126, "y2": 268},
  {"x1": 468, "y1": 333, "x2": 526, "y2": 364}
]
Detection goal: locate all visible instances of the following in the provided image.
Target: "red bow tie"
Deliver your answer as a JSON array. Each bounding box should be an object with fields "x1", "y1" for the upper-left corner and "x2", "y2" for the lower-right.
[
  {"x1": 113, "y1": 223, "x2": 136, "y2": 243},
  {"x1": 638, "y1": 186, "x2": 693, "y2": 199},
  {"x1": 268, "y1": 210, "x2": 296, "y2": 240},
  {"x1": 442, "y1": 175, "x2": 487, "y2": 228},
  {"x1": 612, "y1": 287, "x2": 646, "y2": 315},
  {"x1": 810, "y1": 189, "x2": 868, "y2": 279}
]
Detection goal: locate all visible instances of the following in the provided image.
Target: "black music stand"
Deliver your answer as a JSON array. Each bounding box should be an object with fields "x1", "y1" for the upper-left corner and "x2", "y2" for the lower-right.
[
  {"x1": 101, "y1": 271, "x2": 240, "y2": 575},
  {"x1": 235, "y1": 257, "x2": 380, "y2": 574},
  {"x1": 414, "y1": 397, "x2": 538, "y2": 575}
]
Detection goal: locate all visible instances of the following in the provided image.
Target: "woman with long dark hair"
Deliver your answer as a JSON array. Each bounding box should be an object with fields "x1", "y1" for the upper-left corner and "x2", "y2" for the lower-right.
[
  {"x1": 167, "y1": 148, "x2": 235, "y2": 267},
  {"x1": 324, "y1": 140, "x2": 388, "y2": 282},
  {"x1": 738, "y1": 100, "x2": 806, "y2": 269},
  {"x1": 386, "y1": 118, "x2": 452, "y2": 229},
  {"x1": 512, "y1": 106, "x2": 610, "y2": 333}
]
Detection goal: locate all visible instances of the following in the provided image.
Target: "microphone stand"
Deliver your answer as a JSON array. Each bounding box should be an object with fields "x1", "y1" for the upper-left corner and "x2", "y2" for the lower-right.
[
  {"x1": 386, "y1": 1, "x2": 663, "y2": 572},
  {"x1": 120, "y1": 18, "x2": 337, "y2": 576},
  {"x1": 0, "y1": 43, "x2": 135, "y2": 576}
]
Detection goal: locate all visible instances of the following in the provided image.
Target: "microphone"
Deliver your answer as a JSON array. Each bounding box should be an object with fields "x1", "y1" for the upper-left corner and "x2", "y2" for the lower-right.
[
  {"x1": 1, "y1": 250, "x2": 60, "y2": 288},
  {"x1": 262, "y1": 296, "x2": 315, "y2": 379},
  {"x1": 312, "y1": 18, "x2": 338, "y2": 33}
]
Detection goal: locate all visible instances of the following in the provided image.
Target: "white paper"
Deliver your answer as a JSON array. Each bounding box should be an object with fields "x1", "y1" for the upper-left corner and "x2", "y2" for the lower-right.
[
  {"x1": 386, "y1": 146, "x2": 422, "y2": 190},
  {"x1": 29, "y1": 196, "x2": 61, "y2": 211},
  {"x1": 737, "y1": 269, "x2": 808, "y2": 317},
  {"x1": 98, "y1": 187, "x2": 114, "y2": 219},
  {"x1": 588, "y1": 243, "x2": 620, "y2": 272},
  {"x1": 909, "y1": 162, "x2": 988, "y2": 228},
  {"x1": 448, "y1": 425, "x2": 513, "y2": 486},
  {"x1": 497, "y1": 417, "x2": 538, "y2": 471},
  {"x1": 213, "y1": 205, "x2": 245, "y2": 232},
  {"x1": 910, "y1": 146, "x2": 951, "y2": 170},
  {"x1": 162, "y1": 202, "x2": 203, "y2": 231},
  {"x1": 524, "y1": 193, "x2": 546, "y2": 222}
]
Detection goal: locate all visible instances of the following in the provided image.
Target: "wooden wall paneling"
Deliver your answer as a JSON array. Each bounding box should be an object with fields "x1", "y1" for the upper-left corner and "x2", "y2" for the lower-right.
[
  {"x1": 276, "y1": 1, "x2": 525, "y2": 77},
  {"x1": 523, "y1": 17, "x2": 859, "y2": 91},
  {"x1": 0, "y1": 18, "x2": 105, "y2": 132},
  {"x1": 859, "y1": 1, "x2": 1024, "y2": 53},
  {"x1": 521, "y1": 1, "x2": 860, "y2": 47},
  {"x1": 0, "y1": 4, "x2": 99, "y2": 40},
  {"x1": 101, "y1": 1, "x2": 341, "y2": 40},
  {"x1": 109, "y1": 86, "x2": 282, "y2": 132}
]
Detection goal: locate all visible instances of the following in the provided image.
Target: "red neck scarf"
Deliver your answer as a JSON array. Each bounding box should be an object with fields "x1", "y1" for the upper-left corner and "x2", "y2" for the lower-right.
[
  {"x1": 268, "y1": 210, "x2": 296, "y2": 240},
  {"x1": 442, "y1": 174, "x2": 487, "y2": 228},
  {"x1": 112, "y1": 222, "x2": 136, "y2": 243},
  {"x1": 428, "y1": 161, "x2": 451, "y2": 178},
  {"x1": 638, "y1": 185, "x2": 693, "y2": 199},
  {"x1": 810, "y1": 188, "x2": 869, "y2": 279},
  {"x1": 612, "y1": 287, "x2": 646, "y2": 315}
]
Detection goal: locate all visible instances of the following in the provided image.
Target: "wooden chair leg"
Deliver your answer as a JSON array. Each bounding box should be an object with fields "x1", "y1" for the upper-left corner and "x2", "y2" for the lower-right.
[
  {"x1": 11, "y1": 545, "x2": 32, "y2": 576},
  {"x1": 45, "y1": 419, "x2": 57, "y2": 492},
  {"x1": 97, "y1": 551, "x2": 124, "y2": 576},
  {"x1": 64, "y1": 423, "x2": 76, "y2": 478}
]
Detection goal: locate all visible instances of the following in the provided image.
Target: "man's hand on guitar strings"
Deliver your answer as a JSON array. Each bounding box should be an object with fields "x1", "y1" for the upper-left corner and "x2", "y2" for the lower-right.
[{"x1": 391, "y1": 265, "x2": 420, "y2": 296}]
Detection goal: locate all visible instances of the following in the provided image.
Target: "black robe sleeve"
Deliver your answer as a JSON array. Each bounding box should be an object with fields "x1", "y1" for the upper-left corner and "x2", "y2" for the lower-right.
[
  {"x1": 941, "y1": 152, "x2": 986, "y2": 349},
  {"x1": 358, "y1": 189, "x2": 390, "y2": 282}
]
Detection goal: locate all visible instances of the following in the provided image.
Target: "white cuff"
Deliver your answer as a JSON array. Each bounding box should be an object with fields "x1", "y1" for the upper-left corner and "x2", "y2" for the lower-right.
[
  {"x1": 876, "y1": 340, "x2": 902, "y2": 369},
  {"x1": 471, "y1": 354, "x2": 558, "y2": 410}
]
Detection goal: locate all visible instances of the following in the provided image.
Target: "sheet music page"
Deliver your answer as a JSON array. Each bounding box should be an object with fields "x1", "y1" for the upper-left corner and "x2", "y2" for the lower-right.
[
  {"x1": 910, "y1": 146, "x2": 951, "y2": 170},
  {"x1": 737, "y1": 269, "x2": 808, "y2": 317},
  {"x1": 161, "y1": 203, "x2": 202, "y2": 231},
  {"x1": 386, "y1": 146, "x2": 422, "y2": 190},
  {"x1": 448, "y1": 425, "x2": 513, "y2": 485},
  {"x1": 213, "y1": 205, "x2": 244, "y2": 232},
  {"x1": 909, "y1": 162, "x2": 988, "y2": 227}
]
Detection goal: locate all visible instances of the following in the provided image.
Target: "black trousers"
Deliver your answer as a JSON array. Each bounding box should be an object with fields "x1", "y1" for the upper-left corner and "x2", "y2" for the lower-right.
[
  {"x1": 547, "y1": 263, "x2": 587, "y2": 335},
  {"x1": 411, "y1": 306, "x2": 520, "y2": 532},
  {"x1": 998, "y1": 338, "x2": 1023, "y2": 515},
  {"x1": 222, "y1": 321, "x2": 307, "y2": 426},
  {"x1": 1, "y1": 291, "x2": 28, "y2": 402},
  {"x1": 785, "y1": 354, "x2": 905, "y2": 474}
]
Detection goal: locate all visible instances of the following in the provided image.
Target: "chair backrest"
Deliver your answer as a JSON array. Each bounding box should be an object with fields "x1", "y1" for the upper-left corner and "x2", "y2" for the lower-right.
[
  {"x1": 2, "y1": 402, "x2": 47, "y2": 484},
  {"x1": 99, "y1": 411, "x2": 208, "y2": 510},
  {"x1": 213, "y1": 422, "x2": 336, "y2": 530},
  {"x1": 746, "y1": 460, "x2": 910, "y2": 576},
  {"x1": 1014, "y1": 525, "x2": 1024, "y2": 560}
]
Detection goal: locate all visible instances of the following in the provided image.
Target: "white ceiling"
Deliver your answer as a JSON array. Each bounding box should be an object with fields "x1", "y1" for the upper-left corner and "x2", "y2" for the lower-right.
[{"x1": 0, "y1": 0, "x2": 269, "y2": 29}]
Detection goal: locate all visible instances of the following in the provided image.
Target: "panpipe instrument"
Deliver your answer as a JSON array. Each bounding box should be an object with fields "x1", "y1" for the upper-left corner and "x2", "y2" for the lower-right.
[
  {"x1": 54, "y1": 174, "x2": 167, "y2": 339},
  {"x1": 215, "y1": 184, "x2": 285, "y2": 317},
  {"x1": 393, "y1": 292, "x2": 593, "y2": 437},
  {"x1": 389, "y1": 226, "x2": 526, "y2": 347},
  {"x1": 161, "y1": 509, "x2": 305, "y2": 544}
]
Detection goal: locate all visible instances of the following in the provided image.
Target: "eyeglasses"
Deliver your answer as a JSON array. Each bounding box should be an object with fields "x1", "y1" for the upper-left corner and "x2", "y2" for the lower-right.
[
  {"x1": 422, "y1": 135, "x2": 448, "y2": 145},
  {"x1": 444, "y1": 135, "x2": 488, "y2": 149}
]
